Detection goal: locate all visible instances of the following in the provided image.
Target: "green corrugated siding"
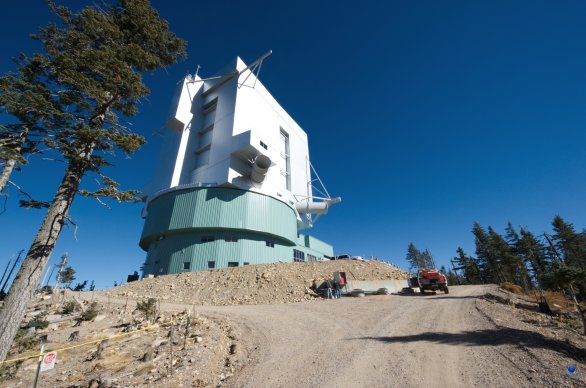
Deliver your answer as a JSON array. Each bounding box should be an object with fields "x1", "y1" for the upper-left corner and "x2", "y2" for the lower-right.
[
  {"x1": 306, "y1": 235, "x2": 334, "y2": 257},
  {"x1": 142, "y1": 231, "x2": 299, "y2": 274},
  {"x1": 139, "y1": 187, "x2": 335, "y2": 275},
  {"x1": 141, "y1": 187, "x2": 298, "y2": 249}
]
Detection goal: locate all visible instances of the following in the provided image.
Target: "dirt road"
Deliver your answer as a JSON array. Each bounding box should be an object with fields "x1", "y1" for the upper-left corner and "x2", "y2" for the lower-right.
[
  {"x1": 87, "y1": 284, "x2": 582, "y2": 387},
  {"x1": 195, "y1": 285, "x2": 556, "y2": 387}
]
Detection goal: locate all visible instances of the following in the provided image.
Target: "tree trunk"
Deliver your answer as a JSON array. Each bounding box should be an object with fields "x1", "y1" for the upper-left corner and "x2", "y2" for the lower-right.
[
  {"x1": 0, "y1": 127, "x2": 29, "y2": 193},
  {"x1": 0, "y1": 154, "x2": 89, "y2": 361},
  {"x1": 0, "y1": 158, "x2": 17, "y2": 193}
]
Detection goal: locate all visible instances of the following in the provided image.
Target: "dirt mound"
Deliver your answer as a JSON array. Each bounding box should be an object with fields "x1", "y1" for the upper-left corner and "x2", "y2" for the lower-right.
[{"x1": 104, "y1": 260, "x2": 408, "y2": 306}]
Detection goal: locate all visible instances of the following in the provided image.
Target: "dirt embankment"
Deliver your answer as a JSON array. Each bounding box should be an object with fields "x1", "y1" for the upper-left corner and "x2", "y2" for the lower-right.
[
  {"x1": 103, "y1": 260, "x2": 408, "y2": 305},
  {"x1": 5, "y1": 262, "x2": 585, "y2": 388}
]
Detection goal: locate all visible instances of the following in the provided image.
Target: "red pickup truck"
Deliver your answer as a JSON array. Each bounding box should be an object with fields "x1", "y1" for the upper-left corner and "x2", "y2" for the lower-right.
[{"x1": 417, "y1": 268, "x2": 449, "y2": 295}]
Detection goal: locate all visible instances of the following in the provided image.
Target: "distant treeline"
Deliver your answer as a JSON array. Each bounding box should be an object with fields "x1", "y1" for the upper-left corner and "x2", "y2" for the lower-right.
[{"x1": 406, "y1": 216, "x2": 586, "y2": 298}]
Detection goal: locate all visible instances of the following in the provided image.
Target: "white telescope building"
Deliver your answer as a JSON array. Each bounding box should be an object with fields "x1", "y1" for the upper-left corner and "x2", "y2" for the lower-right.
[{"x1": 139, "y1": 54, "x2": 340, "y2": 275}]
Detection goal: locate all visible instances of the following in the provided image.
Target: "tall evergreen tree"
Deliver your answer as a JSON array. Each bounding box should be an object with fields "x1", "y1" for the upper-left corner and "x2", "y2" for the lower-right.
[
  {"x1": 405, "y1": 243, "x2": 435, "y2": 271},
  {"x1": 472, "y1": 223, "x2": 503, "y2": 283},
  {"x1": 0, "y1": 0, "x2": 186, "y2": 361},
  {"x1": 516, "y1": 228, "x2": 549, "y2": 287},
  {"x1": 421, "y1": 249, "x2": 436, "y2": 268},
  {"x1": 489, "y1": 226, "x2": 528, "y2": 287},
  {"x1": 551, "y1": 215, "x2": 586, "y2": 296},
  {"x1": 452, "y1": 247, "x2": 481, "y2": 284},
  {"x1": 406, "y1": 243, "x2": 422, "y2": 272},
  {"x1": 0, "y1": 71, "x2": 54, "y2": 193}
]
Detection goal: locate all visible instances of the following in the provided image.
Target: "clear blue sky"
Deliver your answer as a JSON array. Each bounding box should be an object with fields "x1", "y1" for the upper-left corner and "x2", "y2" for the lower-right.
[{"x1": 1, "y1": 0, "x2": 585, "y2": 289}]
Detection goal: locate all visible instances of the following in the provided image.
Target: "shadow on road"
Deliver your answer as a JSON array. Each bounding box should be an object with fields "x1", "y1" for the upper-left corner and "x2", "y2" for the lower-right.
[
  {"x1": 354, "y1": 328, "x2": 586, "y2": 361},
  {"x1": 420, "y1": 296, "x2": 479, "y2": 300},
  {"x1": 397, "y1": 294, "x2": 481, "y2": 300}
]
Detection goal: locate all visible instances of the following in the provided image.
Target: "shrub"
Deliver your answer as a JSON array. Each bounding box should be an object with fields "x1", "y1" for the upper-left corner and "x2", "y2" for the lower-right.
[
  {"x1": 39, "y1": 285, "x2": 53, "y2": 294},
  {"x1": 136, "y1": 298, "x2": 158, "y2": 322},
  {"x1": 81, "y1": 302, "x2": 99, "y2": 321},
  {"x1": 26, "y1": 312, "x2": 49, "y2": 330},
  {"x1": 14, "y1": 329, "x2": 38, "y2": 352},
  {"x1": 61, "y1": 301, "x2": 77, "y2": 315},
  {"x1": 0, "y1": 360, "x2": 22, "y2": 380},
  {"x1": 500, "y1": 282, "x2": 524, "y2": 295}
]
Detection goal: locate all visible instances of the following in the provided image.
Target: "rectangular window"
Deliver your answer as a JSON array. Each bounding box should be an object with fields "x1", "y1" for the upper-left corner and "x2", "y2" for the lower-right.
[
  {"x1": 243, "y1": 262, "x2": 250, "y2": 266},
  {"x1": 307, "y1": 254, "x2": 317, "y2": 262},
  {"x1": 202, "y1": 97, "x2": 218, "y2": 114},
  {"x1": 260, "y1": 140, "x2": 268, "y2": 150},
  {"x1": 208, "y1": 261, "x2": 216, "y2": 269},
  {"x1": 201, "y1": 235, "x2": 215, "y2": 242},
  {"x1": 224, "y1": 236, "x2": 238, "y2": 242},
  {"x1": 195, "y1": 144, "x2": 211, "y2": 169},
  {"x1": 202, "y1": 98, "x2": 217, "y2": 128},
  {"x1": 293, "y1": 249, "x2": 305, "y2": 262},
  {"x1": 183, "y1": 261, "x2": 190, "y2": 270},
  {"x1": 279, "y1": 129, "x2": 291, "y2": 191},
  {"x1": 227, "y1": 262, "x2": 239, "y2": 267},
  {"x1": 266, "y1": 241, "x2": 275, "y2": 248},
  {"x1": 199, "y1": 129, "x2": 213, "y2": 148}
]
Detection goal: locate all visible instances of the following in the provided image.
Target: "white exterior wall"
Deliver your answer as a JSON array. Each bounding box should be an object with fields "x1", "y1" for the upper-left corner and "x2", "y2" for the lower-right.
[
  {"x1": 143, "y1": 57, "x2": 314, "y2": 223},
  {"x1": 230, "y1": 58, "x2": 312, "y2": 206}
]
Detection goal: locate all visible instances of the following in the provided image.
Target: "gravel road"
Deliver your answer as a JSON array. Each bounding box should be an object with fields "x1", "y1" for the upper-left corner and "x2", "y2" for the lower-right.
[
  {"x1": 88, "y1": 283, "x2": 582, "y2": 387},
  {"x1": 197, "y1": 284, "x2": 546, "y2": 388}
]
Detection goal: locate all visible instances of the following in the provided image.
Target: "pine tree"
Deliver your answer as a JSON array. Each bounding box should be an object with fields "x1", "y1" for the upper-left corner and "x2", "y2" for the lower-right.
[
  {"x1": 516, "y1": 228, "x2": 549, "y2": 287},
  {"x1": 551, "y1": 215, "x2": 586, "y2": 296},
  {"x1": 58, "y1": 266, "x2": 76, "y2": 289},
  {"x1": 489, "y1": 226, "x2": 528, "y2": 288},
  {"x1": 0, "y1": 75, "x2": 51, "y2": 192},
  {"x1": 452, "y1": 247, "x2": 481, "y2": 284},
  {"x1": 0, "y1": 0, "x2": 186, "y2": 361},
  {"x1": 421, "y1": 249, "x2": 436, "y2": 268},
  {"x1": 472, "y1": 223, "x2": 503, "y2": 283},
  {"x1": 405, "y1": 243, "x2": 435, "y2": 271},
  {"x1": 406, "y1": 243, "x2": 422, "y2": 272}
]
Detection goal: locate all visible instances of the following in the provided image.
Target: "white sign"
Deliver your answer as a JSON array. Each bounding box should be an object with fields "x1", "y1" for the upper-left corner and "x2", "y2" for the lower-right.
[{"x1": 40, "y1": 351, "x2": 57, "y2": 372}]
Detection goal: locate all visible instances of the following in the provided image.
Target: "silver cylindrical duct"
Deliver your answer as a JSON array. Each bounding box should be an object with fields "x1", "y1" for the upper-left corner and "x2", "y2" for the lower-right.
[
  {"x1": 295, "y1": 201, "x2": 329, "y2": 215},
  {"x1": 295, "y1": 197, "x2": 342, "y2": 215},
  {"x1": 251, "y1": 155, "x2": 272, "y2": 183}
]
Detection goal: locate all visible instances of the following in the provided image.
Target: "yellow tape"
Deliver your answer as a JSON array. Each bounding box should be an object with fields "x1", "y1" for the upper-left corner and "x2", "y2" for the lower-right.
[{"x1": 0, "y1": 319, "x2": 177, "y2": 365}]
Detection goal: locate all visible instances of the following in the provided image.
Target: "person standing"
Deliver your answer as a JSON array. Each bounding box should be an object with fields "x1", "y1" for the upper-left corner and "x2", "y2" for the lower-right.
[
  {"x1": 334, "y1": 281, "x2": 341, "y2": 299},
  {"x1": 325, "y1": 279, "x2": 333, "y2": 299}
]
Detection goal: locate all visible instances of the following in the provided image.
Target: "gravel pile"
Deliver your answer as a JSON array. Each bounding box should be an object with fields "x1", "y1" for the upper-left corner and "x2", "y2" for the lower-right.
[{"x1": 104, "y1": 260, "x2": 408, "y2": 306}]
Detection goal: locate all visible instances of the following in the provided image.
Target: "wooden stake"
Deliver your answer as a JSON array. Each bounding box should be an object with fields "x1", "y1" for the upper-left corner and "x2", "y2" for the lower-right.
[
  {"x1": 169, "y1": 324, "x2": 174, "y2": 376},
  {"x1": 32, "y1": 343, "x2": 45, "y2": 388},
  {"x1": 183, "y1": 316, "x2": 190, "y2": 350}
]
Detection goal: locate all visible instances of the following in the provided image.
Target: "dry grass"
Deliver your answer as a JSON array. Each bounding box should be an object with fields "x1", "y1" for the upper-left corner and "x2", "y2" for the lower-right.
[
  {"x1": 91, "y1": 351, "x2": 132, "y2": 374},
  {"x1": 500, "y1": 282, "x2": 524, "y2": 295},
  {"x1": 499, "y1": 285, "x2": 579, "y2": 312},
  {"x1": 133, "y1": 362, "x2": 155, "y2": 377}
]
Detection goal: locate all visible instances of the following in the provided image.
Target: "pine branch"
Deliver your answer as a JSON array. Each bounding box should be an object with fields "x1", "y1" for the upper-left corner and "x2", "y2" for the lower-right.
[{"x1": 3, "y1": 180, "x2": 51, "y2": 211}]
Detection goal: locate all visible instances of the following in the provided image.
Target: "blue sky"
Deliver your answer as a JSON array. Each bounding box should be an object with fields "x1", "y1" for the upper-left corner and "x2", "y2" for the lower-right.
[{"x1": 1, "y1": 0, "x2": 585, "y2": 289}]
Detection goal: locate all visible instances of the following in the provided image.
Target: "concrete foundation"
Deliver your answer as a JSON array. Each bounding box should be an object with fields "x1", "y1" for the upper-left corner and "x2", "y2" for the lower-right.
[{"x1": 343, "y1": 279, "x2": 409, "y2": 294}]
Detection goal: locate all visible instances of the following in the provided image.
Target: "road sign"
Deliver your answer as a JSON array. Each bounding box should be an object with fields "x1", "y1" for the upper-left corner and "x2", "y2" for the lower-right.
[{"x1": 40, "y1": 351, "x2": 57, "y2": 372}]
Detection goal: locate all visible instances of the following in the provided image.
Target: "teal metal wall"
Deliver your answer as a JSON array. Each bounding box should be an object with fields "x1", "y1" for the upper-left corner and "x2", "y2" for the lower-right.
[
  {"x1": 140, "y1": 187, "x2": 298, "y2": 249},
  {"x1": 140, "y1": 187, "x2": 333, "y2": 275}
]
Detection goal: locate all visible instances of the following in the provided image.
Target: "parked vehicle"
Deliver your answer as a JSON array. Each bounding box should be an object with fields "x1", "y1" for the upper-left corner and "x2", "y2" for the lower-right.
[
  {"x1": 331, "y1": 254, "x2": 366, "y2": 261},
  {"x1": 417, "y1": 268, "x2": 449, "y2": 294}
]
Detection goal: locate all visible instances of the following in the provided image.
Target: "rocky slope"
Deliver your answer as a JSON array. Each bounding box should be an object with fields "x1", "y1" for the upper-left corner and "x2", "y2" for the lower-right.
[{"x1": 103, "y1": 260, "x2": 408, "y2": 305}]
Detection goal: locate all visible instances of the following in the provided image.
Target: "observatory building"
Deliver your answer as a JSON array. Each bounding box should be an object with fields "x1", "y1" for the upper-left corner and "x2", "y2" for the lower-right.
[{"x1": 139, "y1": 54, "x2": 340, "y2": 276}]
